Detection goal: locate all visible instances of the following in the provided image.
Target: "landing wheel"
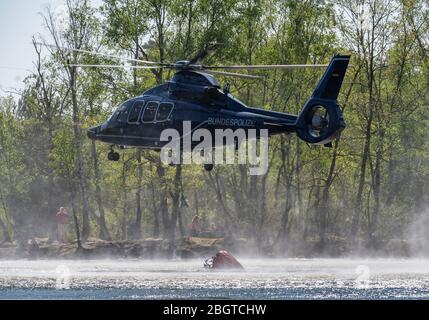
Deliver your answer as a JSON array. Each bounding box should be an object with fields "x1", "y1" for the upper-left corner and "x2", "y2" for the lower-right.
[
  {"x1": 204, "y1": 163, "x2": 214, "y2": 172},
  {"x1": 108, "y1": 151, "x2": 120, "y2": 161},
  {"x1": 108, "y1": 146, "x2": 120, "y2": 161}
]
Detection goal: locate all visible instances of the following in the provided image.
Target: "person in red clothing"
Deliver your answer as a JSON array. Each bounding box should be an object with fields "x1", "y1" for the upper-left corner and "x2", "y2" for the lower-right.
[{"x1": 55, "y1": 207, "x2": 69, "y2": 243}]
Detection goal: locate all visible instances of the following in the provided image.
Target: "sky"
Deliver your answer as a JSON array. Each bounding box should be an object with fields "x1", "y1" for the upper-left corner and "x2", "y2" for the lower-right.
[
  {"x1": 0, "y1": 0, "x2": 101, "y2": 97},
  {"x1": 0, "y1": 0, "x2": 65, "y2": 95}
]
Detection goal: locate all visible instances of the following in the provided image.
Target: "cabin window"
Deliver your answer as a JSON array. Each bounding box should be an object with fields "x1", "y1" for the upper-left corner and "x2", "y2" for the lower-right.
[
  {"x1": 127, "y1": 100, "x2": 144, "y2": 124},
  {"x1": 142, "y1": 101, "x2": 158, "y2": 123},
  {"x1": 156, "y1": 102, "x2": 174, "y2": 121},
  {"x1": 117, "y1": 100, "x2": 133, "y2": 123}
]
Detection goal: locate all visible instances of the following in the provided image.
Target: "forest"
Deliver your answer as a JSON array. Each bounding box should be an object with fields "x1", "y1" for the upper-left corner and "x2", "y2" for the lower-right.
[{"x1": 0, "y1": 0, "x2": 428, "y2": 257}]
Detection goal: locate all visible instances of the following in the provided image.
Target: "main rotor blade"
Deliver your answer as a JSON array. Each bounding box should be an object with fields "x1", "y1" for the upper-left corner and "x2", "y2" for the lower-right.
[
  {"x1": 69, "y1": 64, "x2": 162, "y2": 69},
  {"x1": 188, "y1": 42, "x2": 222, "y2": 65},
  {"x1": 204, "y1": 64, "x2": 328, "y2": 70},
  {"x1": 70, "y1": 48, "x2": 163, "y2": 65},
  {"x1": 203, "y1": 69, "x2": 264, "y2": 79},
  {"x1": 35, "y1": 42, "x2": 164, "y2": 65}
]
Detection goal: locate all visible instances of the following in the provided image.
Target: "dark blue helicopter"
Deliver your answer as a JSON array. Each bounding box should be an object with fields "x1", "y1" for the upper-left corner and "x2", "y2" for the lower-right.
[{"x1": 78, "y1": 47, "x2": 350, "y2": 171}]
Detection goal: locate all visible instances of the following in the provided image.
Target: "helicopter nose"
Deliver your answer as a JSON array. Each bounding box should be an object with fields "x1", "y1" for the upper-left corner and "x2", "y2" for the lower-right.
[{"x1": 87, "y1": 125, "x2": 100, "y2": 140}]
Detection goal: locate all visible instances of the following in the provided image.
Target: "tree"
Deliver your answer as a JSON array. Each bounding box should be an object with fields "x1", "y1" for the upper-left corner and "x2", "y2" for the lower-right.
[{"x1": 41, "y1": 0, "x2": 100, "y2": 242}]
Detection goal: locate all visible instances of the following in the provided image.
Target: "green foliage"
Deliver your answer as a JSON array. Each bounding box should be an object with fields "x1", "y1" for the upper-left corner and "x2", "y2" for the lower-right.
[{"x1": 0, "y1": 0, "x2": 427, "y2": 255}]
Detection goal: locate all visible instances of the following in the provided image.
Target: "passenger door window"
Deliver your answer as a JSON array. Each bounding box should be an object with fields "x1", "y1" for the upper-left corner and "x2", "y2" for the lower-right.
[
  {"x1": 142, "y1": 102, "x2": 158, "y2": 123},
  {"x1": 127, "y1": 100, "x2": 144, "y2": 124},
  {"x1": 156, "y1": 102, "x2": 174, "y2": 121}
]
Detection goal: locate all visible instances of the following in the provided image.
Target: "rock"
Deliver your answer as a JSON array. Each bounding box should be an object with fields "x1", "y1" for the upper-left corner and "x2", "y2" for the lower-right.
[
  {"x1": 28, "y1": 239, "x2": 41, "y2": 259},
  {"x1": 80, "y1": 240, "x2": 122, "y2": 258},
  {"x1": 124, "y1": 243, "x2": 144, "y2": 258},
  {"x1": 177, "y1": 236, "x2": 225, "y2": 257},
  {"x1": 0, "y1": 241, "x2": 17, "y2": 248}
]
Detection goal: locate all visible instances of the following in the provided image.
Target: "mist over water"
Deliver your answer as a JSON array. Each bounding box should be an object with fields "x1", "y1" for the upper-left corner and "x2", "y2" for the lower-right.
[
  {"x1": 408, "y1": 208, "x2": 429, "y2": 257},
  {"x1": 1, "y1": 258, "x2": 428, "y2": 299},
  {"x1": 2, "y1": 209, "x2": 429, "y2": 299}
]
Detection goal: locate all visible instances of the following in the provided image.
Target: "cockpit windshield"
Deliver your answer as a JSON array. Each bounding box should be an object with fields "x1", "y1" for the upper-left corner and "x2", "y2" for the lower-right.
[
  {"x1": 107, "y1": 109, "x2": 118, "y2": 122},
  {"x1": 108, "y1": 100, "x2": 133, "y2": 123}
]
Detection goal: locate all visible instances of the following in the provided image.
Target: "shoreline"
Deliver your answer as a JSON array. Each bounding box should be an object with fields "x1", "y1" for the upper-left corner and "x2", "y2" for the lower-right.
[{"x1": 0, "y1": 235, "x2": 419, "y2": 260}]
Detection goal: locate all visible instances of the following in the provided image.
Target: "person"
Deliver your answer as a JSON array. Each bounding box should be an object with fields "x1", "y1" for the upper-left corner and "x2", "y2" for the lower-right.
[
  {"x1": 55, "y1": 207, "x2": 69, "y2": 243},
  {"x1": 190, "y1": 214, "x2": 201, "y2": 237}
]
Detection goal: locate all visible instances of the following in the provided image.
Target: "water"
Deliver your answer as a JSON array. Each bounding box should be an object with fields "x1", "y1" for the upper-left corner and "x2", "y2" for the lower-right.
[{"x1": 0, "y1": 258, "x2": 428, "y2": 299}]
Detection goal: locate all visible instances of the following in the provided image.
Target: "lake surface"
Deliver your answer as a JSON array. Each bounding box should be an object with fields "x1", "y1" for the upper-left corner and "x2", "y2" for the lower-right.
[{"x1": 0, "y1": 258, "x2": 428, "y2": 299}]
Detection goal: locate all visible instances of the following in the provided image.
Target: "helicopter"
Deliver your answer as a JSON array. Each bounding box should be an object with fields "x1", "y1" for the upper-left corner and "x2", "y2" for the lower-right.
[{"x1": 70, "y1": 45, "x2": 350, "y2": 171}]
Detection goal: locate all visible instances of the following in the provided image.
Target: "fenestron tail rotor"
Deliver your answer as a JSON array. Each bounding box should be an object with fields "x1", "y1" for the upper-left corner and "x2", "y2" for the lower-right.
[{"x1": 308, "y1": 105, "x2": 330, "y2": 138}]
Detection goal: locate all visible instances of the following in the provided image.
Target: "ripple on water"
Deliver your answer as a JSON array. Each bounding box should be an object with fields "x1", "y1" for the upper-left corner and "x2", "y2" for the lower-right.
[{"x1": 0, "y1": 258, "x2": 428, "y2": 299}]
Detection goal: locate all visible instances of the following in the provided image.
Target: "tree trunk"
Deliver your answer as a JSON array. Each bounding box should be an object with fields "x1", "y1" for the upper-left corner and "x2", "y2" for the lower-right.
[
  {"x1": 133, "y1": 148, "x2": 143, "y2": 239},
  {"x1": 351, "y1": 106, "x2": 373, "y2": 242},
  {"x1": 0, "y1": 188, "x2": 13, "y2": 242},
  {"x1": 178, "y1": 207, "x2": 185, "y2": 238},
  {"x1": 70, "y1": 66, "x2": 90, "y2": 242},
  {"x1": 370, "y1": 128, "x2": 384, "y2": 248},
  {"x1": 276, "y1": 136, "x2": 292, "y2": 253},
  {"x1": 318, "y1": 139, "x2": 340, "y2": 251},
  {"x1": 70, "y1": 186, "x2": 82, "y2": 249},
  {"x1": 167, "y1": 165, "x2": 182, "y2": 246},
  {"x1": 121, "y1": 158, "x2": 128, "y2": 240},
  {"x1": 90, "y1": 139, "x2": 111, "y2": 240},
  {"x1": 47, "y1": 123, "x2": 57, "y2": 242},
  {"x1": 0, "y1": 218, "x2": 11, "y2": 243},
  {"x1": 149, "y1": 170, "x2": 159, "y2": 237},
  {"x1": 157, "y1": 164, "x2": 169, "y2": 239},
  {"x1": 295, "y1": 140, "x2": 305, "y2": 238},
  {"x1": 206, "y1": 172, "x2": 236, "y2": 227},
  {"x1": 194, "y1": 191, "x2": 199, "y2": 217}
]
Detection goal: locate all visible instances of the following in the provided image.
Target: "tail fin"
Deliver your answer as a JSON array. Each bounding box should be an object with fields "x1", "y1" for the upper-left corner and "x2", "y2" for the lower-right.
[
  {"x1": 296, "y1": 55, "x2": 350, "y2": 145},
  {"x1": 312, "y1": 55, "x2": 350, "y2": 100}
]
